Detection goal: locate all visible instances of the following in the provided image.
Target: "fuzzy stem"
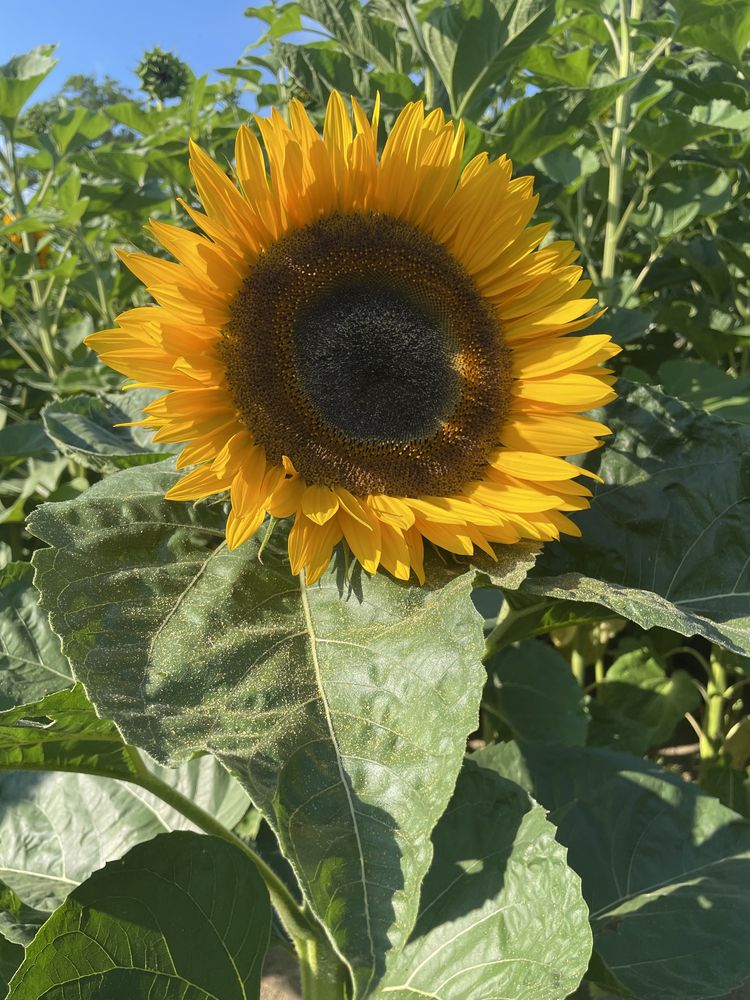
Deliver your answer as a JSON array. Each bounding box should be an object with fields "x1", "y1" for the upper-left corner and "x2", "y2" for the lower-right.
[
  {"x1": 129, "y1": 755, "x2": 318, "y2": 948},
  {"x1": 601, "y1": 0, "x2": 641, "y2": 292},
  {"x1": 298, "y1": 932, "x2": 350, "y2": 1000},
  {"x1": 699, "y1": 649, "x2": 729, "y2": 762}
]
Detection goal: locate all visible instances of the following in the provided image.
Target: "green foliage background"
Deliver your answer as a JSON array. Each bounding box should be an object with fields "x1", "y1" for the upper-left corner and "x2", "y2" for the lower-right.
[{"x1": 1, "y1": 1, "x2": 750, "y2": 998}]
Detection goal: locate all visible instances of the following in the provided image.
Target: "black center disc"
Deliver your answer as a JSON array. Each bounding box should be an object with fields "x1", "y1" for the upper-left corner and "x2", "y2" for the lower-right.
[{"x1": 293, "y1": 282, "x2": 458, "y2": 443}]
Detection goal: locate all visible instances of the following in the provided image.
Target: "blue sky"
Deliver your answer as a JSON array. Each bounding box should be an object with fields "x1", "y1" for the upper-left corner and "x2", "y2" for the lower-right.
[{"x1": 4, "y1": 0, "x2": 266, "y2": 101}]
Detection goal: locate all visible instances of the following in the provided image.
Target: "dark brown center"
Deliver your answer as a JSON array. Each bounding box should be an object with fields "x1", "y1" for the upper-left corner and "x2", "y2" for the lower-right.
[{"x1": 220, "y1": 211, "x2": 512, "y2": 496}]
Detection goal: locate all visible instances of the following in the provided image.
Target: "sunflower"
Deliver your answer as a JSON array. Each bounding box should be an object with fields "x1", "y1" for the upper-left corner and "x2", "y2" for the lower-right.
[{"x1": 87, "y1": 93, "x2": 618, "y2": 584}]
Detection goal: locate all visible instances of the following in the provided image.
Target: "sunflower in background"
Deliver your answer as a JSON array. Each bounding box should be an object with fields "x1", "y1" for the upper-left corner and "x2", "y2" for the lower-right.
[
  {"x1": 2, "y1": 212, "x2": 50, "y2": 268},
  {"x1": 87, "y1": 93, "x2": 619, "y2": 584}
]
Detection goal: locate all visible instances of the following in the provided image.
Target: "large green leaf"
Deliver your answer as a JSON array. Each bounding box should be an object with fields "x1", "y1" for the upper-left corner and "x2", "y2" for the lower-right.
[
  {"x1": 673, "y1": 0, "x2": 750, "y2": 67},
  {"x1": 0, "y1": 752, "x2": 250, "y2": 914},
  {"x1": 525, "y1": 383, "x2": 750, "y2": 655},
  {"x1": 486, "y1": 741, "x2": 750, "y2": 1000},
  {"x1": 423, "y1": 0, "x2": 555, "y2": 118},
  {"x1": 0, "y1": 680, "x2": 250, "y2": 823},
  {"x1": 41, "y1": 390, "x2": 174, "y2": 473},
  {"x1": 0, "y1": 47, "x2": 57, "y2": 124},
  {"x1": 658, "y1": 359, "x2": 750, "y2": 424},
  {"x1": 28, "y1": 461, "x2": 487, "y2": 997},
  {"x1": 484, "y1": 639, "x2": 589, "y2": 746},
  {"x1": 7, "y1": 831, "x2": 271, "y2": 1000},
  {"x1": 501, "y1": 78, "x2": 635, "y2": 164},
  {"x1": 374, "y1": 755, "x2": 591, "y2": 999},
  {"x1": 0, "y1": 563, "x2": 71, "y2": 710}
]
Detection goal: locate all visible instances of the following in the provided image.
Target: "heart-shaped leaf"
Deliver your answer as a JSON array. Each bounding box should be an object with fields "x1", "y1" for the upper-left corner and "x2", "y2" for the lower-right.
[
  {"x1": 29, "y1": 461, "x2": 487, "y2": 996},
  {"x1": 7, "y1": 831, "x2": 271, "y2": 1000}
]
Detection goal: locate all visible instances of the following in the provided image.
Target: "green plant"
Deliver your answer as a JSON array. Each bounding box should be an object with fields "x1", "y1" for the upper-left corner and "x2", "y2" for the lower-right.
[{"x1": 1, "y1": 1, "x2": 750, "y2": 996}]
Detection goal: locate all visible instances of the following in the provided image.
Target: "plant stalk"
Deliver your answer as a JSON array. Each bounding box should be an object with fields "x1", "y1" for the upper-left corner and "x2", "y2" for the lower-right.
[
  {"x1": 601, "y1": 0, "x2": 642, "y2": 292},
  {"x1": 699, "y1": 648, "x2": 729, "y2": 762},
  {"x1": 298, "y1": 932, "x2": 350, "y2": 1000},
  {"x1": 129, "y1": 755, "x2": 319, "y2": 948}
]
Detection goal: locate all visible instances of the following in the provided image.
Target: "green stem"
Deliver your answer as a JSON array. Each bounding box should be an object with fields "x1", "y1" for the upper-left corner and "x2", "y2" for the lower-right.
[
  {"x1": 298, "y1": 933, "x2": 349, "y2": 1000},
  {"x1": 601, "y1": 0, "x2": 641, "y2": 292},
  {"x1": 400, "y1": 0, "x2": 442, "y2": 112},
  {"x1": 594, "y1": 656, "x2": 606, "y2": 688},
  {"x1": 129, "y1": 754, "x2": 318, "y2": 948},
  {"x1": 571, "y1": 649, "x2": 586, "y2": 686},
  {"x1": 699, "y1": 648, "x2": 729, "y2": 762},
  {"x1": 5, "y1": 124, "x2": 59, "y2": 374}
]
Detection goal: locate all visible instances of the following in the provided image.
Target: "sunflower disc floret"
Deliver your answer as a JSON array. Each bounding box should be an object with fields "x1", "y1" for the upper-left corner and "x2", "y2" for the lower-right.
[{"x1": 87, "y1": 93, "x2": 619, "y2": 583}]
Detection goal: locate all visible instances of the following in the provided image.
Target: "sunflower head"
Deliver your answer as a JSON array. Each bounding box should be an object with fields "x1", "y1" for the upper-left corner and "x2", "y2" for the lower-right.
[{"x1": 87, "y1": 93, "x2": 618, "y2": 584}]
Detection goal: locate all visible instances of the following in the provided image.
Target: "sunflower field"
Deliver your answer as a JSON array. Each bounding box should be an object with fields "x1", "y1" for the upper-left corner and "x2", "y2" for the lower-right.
[{"x1": 1, "y1": 1, "x2": 750, "y2": 997}]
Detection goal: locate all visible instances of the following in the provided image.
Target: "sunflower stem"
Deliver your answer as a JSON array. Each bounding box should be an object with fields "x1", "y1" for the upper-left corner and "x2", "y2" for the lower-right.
[
  {"x1": 699, "y1": 647, "x2": 729, "y2": 764},
  {"x1": 128, "y1": 753, "x2": 321, "y2": 949},
  {"x1": 600, "y1": 0, "x2": 641, "y2": 295},
  {"x1": 298, "y1": 931, "x2": 350, "y2": 1000}
]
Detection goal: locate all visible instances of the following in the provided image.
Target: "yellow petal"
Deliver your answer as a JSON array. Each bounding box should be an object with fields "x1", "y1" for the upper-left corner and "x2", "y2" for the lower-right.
[{"x1": 302, "y1": 484, "x2": 339, "y2": 525}]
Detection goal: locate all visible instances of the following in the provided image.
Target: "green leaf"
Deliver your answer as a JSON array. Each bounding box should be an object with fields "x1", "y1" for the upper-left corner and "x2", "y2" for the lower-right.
[
  {"x1": 375, "y1": 755, "x2": 591, "y2": 999},
  {"x1": 631, "y1": 114, "x2": 712, "y2": 168},
  {"x1": 0, "y1": 47, "x2": 57, "y2": 124},
  {"x1": 7, "y1": 831, "x2": 271, "y2": 1000},
  {"x1": 0, "y1": 684, "x2": 139, "y2": 778},
  {"x1": 502, "y1": 78, "x2": 635, "y2": 163},
  {"x1": 0, "y1": 750, "x2": 250, "y2": 914},
  {"x1": 424, "y1": 0, "x2": 555, "y2": 118},
  {"x1": 41, "y1": 390, "x2": 174, "y2": 473},
  {"x1": 536, "y1": 145, "x2": 600, "y2": 192},
  {"x1": 484, "y1": 639, "x2": 589, "y2": 746},
  {"x1": 0, "y1": 562, "x2": 71, "y2": 710},
  {"x1": 658, "y1": 359, "x2": 750, "y2": 424},
  {"x1": 673, "y1": 0, "x2": 750, "y2": 67},
  {"x1": 486, "y1": 741, "x2": 750, "y2": 1000},
  {"x1": 700, "y1": 762, "x2": 750, "y2": 819},
  {"x1": 525, "y1": 382, "x2": 750, "y2": 655},
  {"x1": 591, "y1": 648, "x2": 701, "y2": 755},
  {"x1": 28, "y1": 461, "x2": 487, "y2": 997},
  {"x1": 245, "y1": 1, "x2": 303, "y2": 36},
  {"x1": 0, "y1": 879, "x2": 47, "y2": 947},
  {"x1": 0, "y1": 938, "x2": 23, "y2": 998},
  {"x1": 525, "y1": 43, "x2": 599, "y2": 87},
  {"x1": 688, "y1": 99, "x2": 750, "y2": 130},
  {"x1": 48, "y1": 108, "x2": 110, "y2": 156},
  {"x1": 0, "y1": 422, "x2": 54, "y2": 460}
]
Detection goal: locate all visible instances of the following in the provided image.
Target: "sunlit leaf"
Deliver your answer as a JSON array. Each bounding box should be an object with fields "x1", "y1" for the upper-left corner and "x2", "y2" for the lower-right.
[
  {"x1": 488, "y1": 740, "x2": 750, "y2": 1000},
  {"x1": 374, "y1": 755, "x2": 592, "y2": 999},
  {"x1": 0, "y1": 47, "x2": 57, "y2": 124},
  {"x1": 29, "y1": 460, "x2": 487, "y2": 997}
]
